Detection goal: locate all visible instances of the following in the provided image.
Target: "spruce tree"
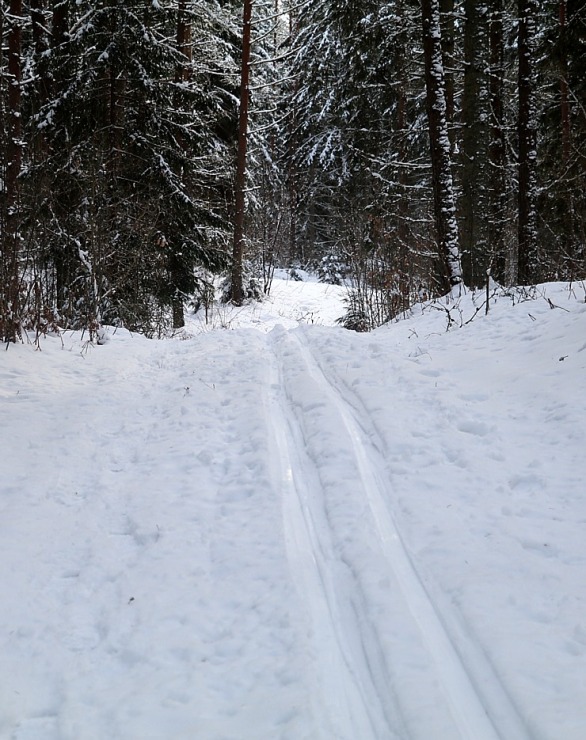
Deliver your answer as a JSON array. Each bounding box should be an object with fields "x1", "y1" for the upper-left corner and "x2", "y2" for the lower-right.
[{"x1": 26, "y1": 0, "x2": 235, "y2": 332}]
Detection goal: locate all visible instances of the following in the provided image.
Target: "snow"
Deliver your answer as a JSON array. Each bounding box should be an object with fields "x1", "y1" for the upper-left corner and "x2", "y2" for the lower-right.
[{"x1": 1, "y1": 274, "x2": 585, "y2": 740}]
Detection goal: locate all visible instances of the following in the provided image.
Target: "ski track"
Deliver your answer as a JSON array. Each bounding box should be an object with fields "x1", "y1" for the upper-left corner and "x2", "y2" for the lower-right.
[
  {"x1": 294, "y1": 329, "x2": 538, "y2": 740},
  {"x1": 267, "y1": 331, "x2": 414, "y2": 738},
  {"x1": 266, "y1": 346, "x2": 382, "y2": 740},
  {"x1": 269, "y1": 327, "x2": 532, "y2": 740}
]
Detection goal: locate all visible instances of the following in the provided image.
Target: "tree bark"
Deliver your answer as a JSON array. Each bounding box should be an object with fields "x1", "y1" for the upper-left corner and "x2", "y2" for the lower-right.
[
  {"x1": 107, "y1": 4, "x2": 124, "y2": 180},
  {"x1": 461, "y1": 0, "x2": 490, "y2": 287},
  {"x1": 50, "y1": 0, "x2": 71, "y2": 309},
  {"x1": 559, "y1": 0, "x2": 570, "y2": 163},
  {"x1": 51, "y1": 0, "x2": 69, "y2": 49},
  {"x1": 169, "y1": 0, "x2": 193, "y2": 329},
  {"x1": 2, "y1": 0, "x2": 24, "y2": 341},
  {"x1": 439, "y1": 0, "x2": 455, "y2": 150},
  {"x1": 31, "y1": 0, "x2": 50, "y2": 110},
  {"x1": 422, "y1": 0, "x2": 463, "y2": 291},
  {"x1": 231, "y1": 0, "x2": 253, "y2": 306},
  {"x1": 517, "y1": 0, "x2": 538, "y2": 284},
  {"x1": 488, "y1": 0, "x2": 507, "y2": 283},
  {"x1": 176, "y1": 0, "x2": 192, "y2": 81}
]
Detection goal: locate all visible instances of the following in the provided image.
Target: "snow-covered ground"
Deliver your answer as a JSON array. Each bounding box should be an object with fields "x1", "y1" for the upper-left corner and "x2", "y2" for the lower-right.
[{"x1": 1, "y1": 273, "x2": 585, "y2": 740}]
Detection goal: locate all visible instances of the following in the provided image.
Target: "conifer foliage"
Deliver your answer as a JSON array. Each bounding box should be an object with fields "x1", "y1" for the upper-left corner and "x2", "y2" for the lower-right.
[
  {"x1": 286, "y1": 0, "x2": 585, "y2": 328},
  {"x1": 1, "y1": 0, "x2": 237, "y2": 338},
  {"x1": 1, "y1": 1, "x2": 585, "y2": 340}
]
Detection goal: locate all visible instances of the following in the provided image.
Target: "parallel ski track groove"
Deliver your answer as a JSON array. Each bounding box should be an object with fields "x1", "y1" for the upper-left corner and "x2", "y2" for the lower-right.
[
  {"x1": 266, "y1": 332, "x2": 397, "y2": 740},
  {"x1": 293, "y1": 328, "x2": 532, "y2": 740}
]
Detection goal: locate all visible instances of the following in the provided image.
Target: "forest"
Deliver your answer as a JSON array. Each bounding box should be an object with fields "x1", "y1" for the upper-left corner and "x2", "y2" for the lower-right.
[{"x1": 1, "y1": 0, "x2": 585, "y2": 342}]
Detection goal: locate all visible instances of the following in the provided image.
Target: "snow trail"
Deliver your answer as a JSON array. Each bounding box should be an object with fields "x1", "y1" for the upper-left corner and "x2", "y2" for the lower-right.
[
  {"x1": 271, "y1": 327, "x2": 531, "y2": 740},
  {"x1": 265, "y1": 337, "x2": 393, "y2": 739},
  {"x1": 296, "y1": 328, "x2": 536, "y2": 740},
  {"x1": 2, "y1": 278, "x2": 585, "y2": 739}
]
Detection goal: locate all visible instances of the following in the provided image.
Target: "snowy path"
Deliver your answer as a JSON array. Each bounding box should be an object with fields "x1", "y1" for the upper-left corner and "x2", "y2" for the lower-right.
[
  {"x1": 1, "y1": 334, "x2": 317, "y2": 739},
  {"x1": 269, "y1": 329, "x2": 530, "y2": 740},
  {"x1": 2, "y1": 279, "x2": 586, "y2": 739},
  {"x1": 266, "y1": 335, "x2": 382, "y2": 739}
]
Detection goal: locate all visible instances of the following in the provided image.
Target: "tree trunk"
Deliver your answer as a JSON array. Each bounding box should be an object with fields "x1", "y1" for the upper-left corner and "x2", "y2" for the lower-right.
[
  {"x1": 422, "y1": 0, "x2": 463, "y2": 291},
  {"x1": 168, "y1": 0, "x2": 194, "y2": 329},
  {"x1": 2, "y1": 0, "x2": 24, "y2": 342},
  {"x1": 51, "y1": 0, "x2": 69, "y2": 49},
  {"x1": 231, "y1": 0, "x2": 253, "y2": 306},
  {"x1": 439, "y1": 0, "x2": 455, "y2": 151},
  {"x1": 517, "y1": 0, "x2": 538, "y2": 284},
  {"x1": 559, "y1": 0, "x2": 570, "y2": 163},
  {"x1": 287, "y1": 7, "x2": 300, "y2": 263},
  {"x1": 395, "y1": 0, "x2": 410, "y2": 305},
  {"x1": 461, "y1": 0, "x2": 490, "y2": 287},
  {"x1": 31, "y1": 0, "x2": 50, "y2": 111},
  {"x1": 488, "y1": 0, "x2": 508, "y2": 283},
  {"x1": 108, "y1": 5, "x2": 124, "y2": 180},
  {"x1": 51, "y1": 0, "x2": 71, "y2": 310},
  {"x1": 176, "y1": 0, "x2": 192, "y2": 81}
]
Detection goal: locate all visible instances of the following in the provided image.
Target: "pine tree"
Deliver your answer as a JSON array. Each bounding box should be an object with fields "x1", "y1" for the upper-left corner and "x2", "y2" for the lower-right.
[{"x1": 25, "y1": 0, "x2": 235, "y2": 333}]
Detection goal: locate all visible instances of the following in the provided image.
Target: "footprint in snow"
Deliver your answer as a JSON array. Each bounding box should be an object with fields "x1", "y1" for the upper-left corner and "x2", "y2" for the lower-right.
[
  {"x1": 457, "y1": 419, "x2": 491, "y2": 437},
  {"x1": 520, "y1": 539, "x2": 560, "y2": 559},
  {"x1": 509, "y1": 473, "x2": 545, "y2": 493},
  {"x1": 419, "y1": 368, "x2": 441, "y2": 378}
]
